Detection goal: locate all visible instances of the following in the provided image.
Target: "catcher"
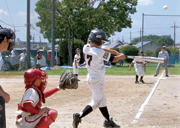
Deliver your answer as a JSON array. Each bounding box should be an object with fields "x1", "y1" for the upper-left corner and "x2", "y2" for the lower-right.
[{"x1": 15, "y1": 68, "x2": 78, "y2": 128}]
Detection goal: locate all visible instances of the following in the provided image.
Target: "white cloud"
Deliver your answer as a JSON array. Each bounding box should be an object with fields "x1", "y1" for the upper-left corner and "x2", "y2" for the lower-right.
[
  {"x1": 0, "y1": 9, "x2": 8, "y2": 15},
  {"x1": 138, "y1": 0, "x2": 153, "y2": 6},
  {"x1": 17, "y1": 11, "x2": 26, "y2": 16}
]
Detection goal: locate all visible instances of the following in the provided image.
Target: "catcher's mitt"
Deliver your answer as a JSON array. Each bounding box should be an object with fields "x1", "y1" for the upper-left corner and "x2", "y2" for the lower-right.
[{"x1": 59, "y1": 70, "x2": 78, "y2": 90}]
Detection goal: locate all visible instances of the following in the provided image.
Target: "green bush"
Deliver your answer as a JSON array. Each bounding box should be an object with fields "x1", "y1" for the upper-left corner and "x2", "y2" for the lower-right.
[
  {"x1": 144, "y1": 49, "x2": 154, "y2": 56},
  {"x1": 59, "y1": 39, "x2": 85, "y2": 65},
  {"x1": 122, "y1": 45, "x2": 139, "y2": 63}
]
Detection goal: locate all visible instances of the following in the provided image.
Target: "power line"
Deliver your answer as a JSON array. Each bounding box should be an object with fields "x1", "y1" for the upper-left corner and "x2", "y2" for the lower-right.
[
  {"x1": 0, "y1": 20, "x2": 14, "y2": 27},
  {"x1": 4, "y1": 0, "x2": 14, "y2": 26}
]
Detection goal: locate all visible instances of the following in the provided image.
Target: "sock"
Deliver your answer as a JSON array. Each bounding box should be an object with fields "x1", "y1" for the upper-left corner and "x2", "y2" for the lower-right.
[
  {"x1": 79, "y1": 105, "x2": 93, "y2": 118},
  {"x1": 99, "y1": 107, "x2": 110, "y2": 121},
  {"x1": 136, "y1": 75, "x2": 139, "y2": 81},
  {"x1": 140, "y1": 76, "x2": 143, "y2": 80}
]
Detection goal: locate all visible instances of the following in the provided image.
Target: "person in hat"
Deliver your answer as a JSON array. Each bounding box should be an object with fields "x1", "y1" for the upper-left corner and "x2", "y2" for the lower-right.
[{"x1": 154, "y1": 46, "x2": 169, "y2": 77}]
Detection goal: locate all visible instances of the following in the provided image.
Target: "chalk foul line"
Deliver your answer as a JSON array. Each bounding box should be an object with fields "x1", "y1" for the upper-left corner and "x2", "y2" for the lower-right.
[{"x1": 131, "y1": 70, "x2": 165, "y2": 124}]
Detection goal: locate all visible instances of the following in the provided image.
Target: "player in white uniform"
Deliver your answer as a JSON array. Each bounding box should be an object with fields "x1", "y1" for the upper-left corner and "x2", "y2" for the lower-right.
[
  {"x1": 129, "y1": 51, "x2": 146, "y2": 83},
  {"x1": 73, "y1": 48, "x2": 81, "y2": 80},
  {"x1": 73, "y1": 29, "x2": 125, "y2": 128}
]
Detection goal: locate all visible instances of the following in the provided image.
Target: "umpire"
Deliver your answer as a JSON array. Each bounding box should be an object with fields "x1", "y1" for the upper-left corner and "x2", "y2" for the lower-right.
[
  {"x1": 154, "y1": 46, "x2": 170, "y2": 77},
  {"x1": 0, "y1": 26, "x2": 15, "y2": 128}
]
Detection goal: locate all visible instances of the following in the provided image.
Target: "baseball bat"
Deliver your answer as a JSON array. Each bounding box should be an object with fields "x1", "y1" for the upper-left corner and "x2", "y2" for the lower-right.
[{"x1": 126, "y1": 56, "x2": 164, "y2": 63}]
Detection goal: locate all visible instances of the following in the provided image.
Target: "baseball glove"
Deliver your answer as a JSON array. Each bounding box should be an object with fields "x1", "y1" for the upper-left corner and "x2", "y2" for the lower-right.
[{"x1": 59, "y1": 70, "x2": 78, "y2": 90}]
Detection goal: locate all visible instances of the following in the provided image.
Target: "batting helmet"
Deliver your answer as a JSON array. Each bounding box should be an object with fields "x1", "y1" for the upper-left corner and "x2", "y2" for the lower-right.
[
  {"x1": 138, "y1": 51, "x2": 144, "y2": 55},
  {"x1": 24, "y1": 68, "x2": 48, "y2": 92},
  {"x1": 75, "y1": 48, "x2": 81, "y2": 53},
  {"x1": 88, "y1": 29, "x2": 109, "y2": 46}
]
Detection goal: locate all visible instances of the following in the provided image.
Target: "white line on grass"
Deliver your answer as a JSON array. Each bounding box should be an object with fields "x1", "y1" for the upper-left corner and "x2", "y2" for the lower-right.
[{"x1": 131, "y1": 70, "x2": 165, "y2": 124}]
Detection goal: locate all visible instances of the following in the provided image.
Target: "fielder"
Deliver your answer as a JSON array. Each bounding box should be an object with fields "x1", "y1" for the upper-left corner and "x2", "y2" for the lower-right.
[
  {"x1": 73, "y1": 29, "x2": 125, "y2": 128},
  {"x1": 15, "y1": 68, "x2": 78, "y2": 128},
  {"x1": 0, "y1": 26, "x2": 15, "y2": 128},
  {"x1": 73, "y1": 48, "x2": 81, "y2": 81},
  {"x1": 129, "y1": 51, "x2": 146, "y2": 83}
]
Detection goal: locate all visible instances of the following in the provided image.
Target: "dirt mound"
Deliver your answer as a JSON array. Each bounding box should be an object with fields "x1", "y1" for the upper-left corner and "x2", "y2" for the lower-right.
[{"x1": 52, "y1": 65, "x2": 63, "y2": 70}]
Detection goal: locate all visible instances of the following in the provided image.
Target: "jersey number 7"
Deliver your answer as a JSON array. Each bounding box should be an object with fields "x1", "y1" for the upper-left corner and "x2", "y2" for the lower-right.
[{"x1": 87, "y1": 54, "x2": 92, "y2": 66}]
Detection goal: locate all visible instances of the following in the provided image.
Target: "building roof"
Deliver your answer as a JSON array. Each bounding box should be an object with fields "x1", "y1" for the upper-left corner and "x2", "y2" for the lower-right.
[
  {"x1": 104, "y1": 40, "x2": 123, "y2": 49},
  {"x1": 133, "y1": 41, "x2": 161, "y2": 48}
]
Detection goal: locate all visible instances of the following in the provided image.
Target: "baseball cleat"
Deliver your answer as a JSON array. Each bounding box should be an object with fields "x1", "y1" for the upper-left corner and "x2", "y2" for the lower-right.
[
  {"x1": 103, "y1": 118, "x2": 120, "y2": 128},
  {"x1": 140, "y1": 79, "x2": 145, "y2": 83},
  {"x1": 154, "y1": 75, "x2": 157, "y2": 77},
  {"x1": 73, "y1": 113, "x2": 81, "y2": 128},
  {"x1": 135, "y1": 81, "x2": 139, "y2": 83},
  {"x1": 165, "y1": 75, "x2": 169, "y2": 77}
]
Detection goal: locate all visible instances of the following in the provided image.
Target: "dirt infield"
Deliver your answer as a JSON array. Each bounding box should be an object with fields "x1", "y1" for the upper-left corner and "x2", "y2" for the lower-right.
[{"x1": 0, "y1": 74, "x2": 180, "y2": 128}]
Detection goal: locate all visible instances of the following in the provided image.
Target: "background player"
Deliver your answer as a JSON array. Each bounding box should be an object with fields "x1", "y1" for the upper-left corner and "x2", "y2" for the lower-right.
[
  {"x1": 36, "y1": 51, "x2": 42, "y2": 68},
  {"x1": 73, "y1": 48, "x2": 81, "y2": 81},
  {"x1": 15, "y1": 68, "x2": 60, "y2": 128},
  {"x1": 129, "y1": 51, "x2": 146, "y2": 83},
  {"x1": 0, "y1": 26, "x2": 15, "y2": 128},
  {"x1": 154, "y1": 46, "x2": 169, "y2": 77},
  {"x1": 73, "y1": 29, "x2": 125, "y2": 128}
]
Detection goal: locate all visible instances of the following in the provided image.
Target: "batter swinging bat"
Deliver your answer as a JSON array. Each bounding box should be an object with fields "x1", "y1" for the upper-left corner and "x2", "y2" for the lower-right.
[{"x1": 127, "y1": 56, "x2": 164, "y2": 63}]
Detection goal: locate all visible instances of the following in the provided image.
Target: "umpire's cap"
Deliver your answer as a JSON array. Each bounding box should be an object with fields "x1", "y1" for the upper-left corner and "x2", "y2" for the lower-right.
[
  {"x1": 88, "y1": 29, "x2": 109, "y2": 46},
  {"x1": 161, "y1": 46, "x2": 166, "y2": 49},
  {"x1": 75, "y1": 48, "x2": 81, "y2": 53}
]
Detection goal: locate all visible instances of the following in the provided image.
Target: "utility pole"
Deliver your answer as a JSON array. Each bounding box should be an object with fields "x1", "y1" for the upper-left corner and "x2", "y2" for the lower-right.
[
  {"x1": 51, "y1": 0, "x2": 55, "y2": 67},
  {"x1": 171, "y1": 22, "x2": 180, "y2": 47},
  {"x1": 122, "y1": 36, "x2": 124, "y2": 42},
  {"x1": 39, "y1": 36, "x2": 41, "y2": 47},
  {"x1": 26, "y1": 0, "x2": 30, "y2": 69},
  {"x1": 130, "y1": 31, "x2": 132, "y2": 43},
  {"x1": 141, "y1": 13, "x2": 144, "y2": 51},
  {"x1": 138, "y1": 27, "x2": 142, "y2": 42}
]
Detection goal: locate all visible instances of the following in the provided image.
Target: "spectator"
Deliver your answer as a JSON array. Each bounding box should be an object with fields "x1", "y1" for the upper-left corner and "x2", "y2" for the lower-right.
[
  {"x1": 18, "y1": 50, "x2": 27, "y2": 71},
  {"x1": 154, "y1": 46, "x2": 170, "y2": 77},
  {"x1": 11, "y1": 49, "x2": 18, "y2": 70},
  {"x1": 36, "y1": 51, "x2": 42, "y2": 68},
  {"x1": 47, "y1": 52, "x2": 51, "y2": 67}
]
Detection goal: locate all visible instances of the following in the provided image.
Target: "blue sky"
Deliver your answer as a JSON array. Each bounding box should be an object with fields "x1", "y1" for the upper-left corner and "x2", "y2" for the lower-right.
[{"x1": 0, "y1": 0, "x2": 180, "y2": 44}]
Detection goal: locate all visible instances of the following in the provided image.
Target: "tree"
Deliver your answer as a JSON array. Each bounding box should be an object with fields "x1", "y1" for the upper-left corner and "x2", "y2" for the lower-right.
[
  {"x1": 35, "y1": 0, "x2": 138, "y2": 64},
  {"x1": 131, "y1": 35, "x2": 174, "y2": 47},
  {"x1": 122, "y1": 45, "x2": 139, "y2": 63},
  {"x1": 144, "y1": 49, "x2": 154, "y2": 56},
  {"x1": 166, "y1": 46, "x2": 179, "y2": 54},
  {"x1": 156, "y1": 36, "x2": 174, "y2": 47}
]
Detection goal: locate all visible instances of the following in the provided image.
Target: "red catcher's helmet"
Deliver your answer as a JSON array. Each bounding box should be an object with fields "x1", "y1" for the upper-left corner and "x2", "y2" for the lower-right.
[{"x1": 24, "y1": 68, "x2": 48, "y2": 92}]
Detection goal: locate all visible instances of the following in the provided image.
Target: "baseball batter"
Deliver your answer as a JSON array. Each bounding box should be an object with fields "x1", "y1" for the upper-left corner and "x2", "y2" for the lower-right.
[
  {"x1": 0, "y1": 26, "x2": 15, "y2": 128},
  {"x1": 73, "y1": 48, "x2": 81, "y2": 81},
  {"x1": 73, "y1": 29, "x2": 125, "y2": 128},
  {"x1": 15, "y1": 68, "x2": 60, "y2": 128},
  {"x1": 129, "y1": 51, "x2": 146, "y2": 83}
]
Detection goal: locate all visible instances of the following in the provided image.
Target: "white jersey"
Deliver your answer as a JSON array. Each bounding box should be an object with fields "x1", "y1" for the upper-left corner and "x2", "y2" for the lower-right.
[
  {"x1": 0, "y1": 54, "x2": 3, "y2": 71},
  {"x1": 20, "y1": 53, "x2": 27, "y2": 62},
  {"x1": 83, "y1": 44, "x2": 111, "y2": 77},
  {"x1": 21, "y1": 88, "x2": 39, "y2": 107},
  {"x1": 74, "y1": 54, "x2": 81, "y2": 63},
  {"x1": 133, "y1": 59, "x2": 146, "y2": 67}
]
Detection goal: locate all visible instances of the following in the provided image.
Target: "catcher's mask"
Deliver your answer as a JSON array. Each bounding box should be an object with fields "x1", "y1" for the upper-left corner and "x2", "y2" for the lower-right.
[
  {"x1": 0, "y1": 26, "x2": 15, "y2": 52},
  {"x1": 24, "y1": 68, "x2": 48, "y2": 92},
  {"x1": 88, "y1": 29, "x2": 109, "y2": 46}
]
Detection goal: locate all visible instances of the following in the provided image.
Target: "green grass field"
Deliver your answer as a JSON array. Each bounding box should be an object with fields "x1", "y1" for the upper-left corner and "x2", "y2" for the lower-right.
[{"x1": 0, "y1": 66, "x2": 179, "y2": 76}]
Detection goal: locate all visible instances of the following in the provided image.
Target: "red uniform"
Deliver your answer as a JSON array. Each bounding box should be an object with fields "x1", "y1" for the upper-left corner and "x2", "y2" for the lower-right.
[{"x1": 15, "y1": 68, "x2": 59, "y2": 128}]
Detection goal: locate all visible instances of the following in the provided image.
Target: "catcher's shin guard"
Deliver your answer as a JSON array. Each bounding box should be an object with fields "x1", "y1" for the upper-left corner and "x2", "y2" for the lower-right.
[
  {"x1": 35, "y1": 109, "x2": 57, "y2": 128},
  {"x1": 0, "y1": 96, "x2": 6, "y2": 128}
]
